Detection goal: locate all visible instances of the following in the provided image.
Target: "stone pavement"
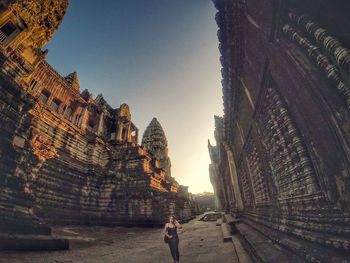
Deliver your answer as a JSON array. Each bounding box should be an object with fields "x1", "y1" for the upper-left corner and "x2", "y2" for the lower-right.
[{"x1": 0, "y1": 216, "x2": 239, "y2": 263}]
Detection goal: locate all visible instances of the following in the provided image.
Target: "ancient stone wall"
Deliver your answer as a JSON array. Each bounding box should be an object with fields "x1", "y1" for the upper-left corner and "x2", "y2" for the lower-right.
[
  {"x1": 210, "y1": 0, "x2": 350, "y2": 261},
  {"x1": 0, "y1": 76, "x2": 70, "y2": 250},
  {"x1": 0, "y1": 74, "x2": 184, "y2": 228},
  {"x1": 0, "y1": 0, "x2": 196, "y2": 249},
  {"x1": 0, "y1": 76, "x2": 50, "y2": 236}
]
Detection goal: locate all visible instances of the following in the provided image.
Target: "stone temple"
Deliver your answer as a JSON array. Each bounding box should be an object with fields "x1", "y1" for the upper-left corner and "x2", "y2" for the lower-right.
[
  {"x1": 209, "y1": 0, "x2": 350, "y2": 262},
  {"x1": 142, "y1": 118, "x2": 172, "y2": 178},
  {"x1": 0, "y1": 0, "x2": 196, "y2": 250}
]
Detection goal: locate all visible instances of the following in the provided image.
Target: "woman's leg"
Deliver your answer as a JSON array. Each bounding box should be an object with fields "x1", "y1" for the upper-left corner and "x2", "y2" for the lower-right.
[
  {"x1": 175, "y1": 238, "x2": 180, "y2": 261},
  {"x1": 168, "y1": 240, "x2": 176, "y2": 261}
]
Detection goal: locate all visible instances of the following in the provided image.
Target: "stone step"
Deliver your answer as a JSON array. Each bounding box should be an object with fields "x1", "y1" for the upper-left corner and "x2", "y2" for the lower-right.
[
  {"x1": 0, "y1": 234, "x2": 69, "y2": 251},
  {"x1": 242, "y1": 219, "x2": 350, "y2": 262},
  {"x1": 221, "y1": 222, "x2": 232, "y2": 242},
  {"x1": 220, "y1": 218, "x2": 253, "y2": 262},
  {"x1": 231, "y1": 235, "x2": 253, "y2": 263},
  {"x1": 235, "y1": 222, "x2": 307, "y2": 263}
]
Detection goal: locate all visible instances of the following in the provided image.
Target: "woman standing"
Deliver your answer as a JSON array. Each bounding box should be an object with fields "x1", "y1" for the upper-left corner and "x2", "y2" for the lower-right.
[{"x1": 163, "y1": 216, "x2": 182, "y2": 263}]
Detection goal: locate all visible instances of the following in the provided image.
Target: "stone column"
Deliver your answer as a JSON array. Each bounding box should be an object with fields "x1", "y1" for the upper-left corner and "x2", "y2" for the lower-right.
[
  {"x1": 135, "y1": 128, "x2": 139, "y2": 143},
  {"x1": 219, "y1": 167, "x2": 230, "y2": 212},
  {"x1": 116, "y1": 121, "x2": 123, "y2": 141},
  {"x1": 224, "y1": 170, "x2": 235, "y2": 212},
  {"x1": 71, "y1": 107, "x2": 81, "y2": 125},
  {"x1": 226, "y1": 147, "x2": 244, "y2": 211},
  {"x1": 79, "y1": 106, "x2": 89, "y2": 130},
  {"x1": 209, "y1": 164, "x2": 222, "y2": 211},
  {"x1": 46, "y1": 94, "x2": 54, "y2": 107},
  {"x1": 127, "y1": 122, "x2": 132, "y2": 142},
  {"x1": 62, "y1": 105, "x2": 69, "y2": 117},
  {"x1": 96, "y1": 112, "x2": 104, "y2": 136}
]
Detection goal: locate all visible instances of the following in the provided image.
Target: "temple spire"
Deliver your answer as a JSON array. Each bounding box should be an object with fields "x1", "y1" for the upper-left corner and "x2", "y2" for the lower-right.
[{"x1": 142, "y1": 117, "x2": 171, "y2": 176}]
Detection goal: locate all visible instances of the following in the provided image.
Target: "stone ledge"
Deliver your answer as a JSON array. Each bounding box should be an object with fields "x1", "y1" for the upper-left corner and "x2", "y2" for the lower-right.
[
  {"x1": 231, "y1": 235, "x2": 253, "y2": 263},
  {"x1": 235, "y1": 222, "x2": 307, "y2": 263},
  {"x1": 220, "y1": 215, "x2": 253, "y2": 263},
  {"x1": 221, "y1": 222, "x2": 232, "y2": 242},
  {"x1": 242, "y1": 218, "x2": 350, "y2": 263},
  {"x1": 0, "y1": 234, "x2": 69, "y2": 251}
]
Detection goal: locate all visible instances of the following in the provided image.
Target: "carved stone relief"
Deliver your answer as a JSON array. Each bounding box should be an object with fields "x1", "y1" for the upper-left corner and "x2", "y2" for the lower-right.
[{"x1": 256, "y1": 83, "x2": 319, "y2": 200}]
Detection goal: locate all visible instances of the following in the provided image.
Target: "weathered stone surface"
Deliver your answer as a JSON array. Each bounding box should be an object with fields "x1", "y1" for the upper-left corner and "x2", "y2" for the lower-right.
[
  {"x1": 1, "y1": 216, "x2": 241, "y2": 263},
  {"x1": 210, "y1": 0, "x2": 350, "y2": 262},
  {"x1": 142, "y1": 117, "x2": 171, "y2": 177},
  {"x1": 0, "y1": 234, "x2": 69, "y2": 251},
  {"x1": 0, "y1": 77, "x2": 69, "y2": 250},
  {"x1": 0, "y1": 0, "x2": 197, "y2": 250}
]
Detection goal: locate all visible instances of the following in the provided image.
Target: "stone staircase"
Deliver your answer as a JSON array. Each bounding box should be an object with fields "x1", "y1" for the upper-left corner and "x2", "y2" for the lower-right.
[
  {"x1": 220, "y1": 213, "x2": 350, "y2": 263},
  {"x1": 235, "y1": 223, "x2": 306, "y2": 263},
  {"x1": 219, "y1": 214, "x2": 253, "y2": 263}
]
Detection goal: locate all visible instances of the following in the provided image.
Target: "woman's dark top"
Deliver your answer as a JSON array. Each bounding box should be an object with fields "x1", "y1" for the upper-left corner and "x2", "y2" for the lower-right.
[{"x1": 167, "y1": 226, "x2": 178, "y2": 239}]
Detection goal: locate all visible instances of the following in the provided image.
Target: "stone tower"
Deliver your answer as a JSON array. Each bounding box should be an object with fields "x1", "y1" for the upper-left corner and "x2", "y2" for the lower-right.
[
  {"x1": 142, "y1": 118, "x2": 171, "y2": 177},
  {"x1": 0, "y1": 0, "x2": 68, "y2": 83}
]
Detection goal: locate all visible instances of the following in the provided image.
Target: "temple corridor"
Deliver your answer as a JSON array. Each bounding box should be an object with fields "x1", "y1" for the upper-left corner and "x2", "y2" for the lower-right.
[{"x1": 0, "y1": 0, "x2": 349, "y2": 262}]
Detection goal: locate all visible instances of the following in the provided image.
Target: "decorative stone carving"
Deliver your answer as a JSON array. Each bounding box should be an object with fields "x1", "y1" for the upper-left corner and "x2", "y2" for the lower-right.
[
  {"x1": 288, "y1": 9, "x2": 350, "y2": 74},
  {"x1": 245, "y1": 138, "x2": 271, "y2": 206},
  {"x1": 237, "y1": 163, "x2": 254, "y2": 207},
  {"x1": 142, "y1": 117, "x2": 171, "y2": 177},
  {"x1": 283, "y1": 24, "x2": 350, "y2": 111},
  {"x1": 64, "y1": 72, "x2": 80, "y2": 92},
  {"x1": 9, "y1": 0, "x2": 68, "y2": 48},
  {"x1": 211, "y1": 1, "x2": 350, "y2": 261},
  {"x1": 257, "y1": 84, "x2": 319, "y2": 199}
]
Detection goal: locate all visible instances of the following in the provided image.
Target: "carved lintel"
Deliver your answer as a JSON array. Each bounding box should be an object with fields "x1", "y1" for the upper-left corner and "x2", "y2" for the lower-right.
[{"x1": 257, "y1": 84, "x2": 319, "y2": 199}]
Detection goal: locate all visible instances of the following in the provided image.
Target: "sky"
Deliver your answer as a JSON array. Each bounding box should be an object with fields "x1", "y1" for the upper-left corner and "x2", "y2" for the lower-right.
[{"x1": 45, "y1": 0, "x2": 223, "y2": 194}]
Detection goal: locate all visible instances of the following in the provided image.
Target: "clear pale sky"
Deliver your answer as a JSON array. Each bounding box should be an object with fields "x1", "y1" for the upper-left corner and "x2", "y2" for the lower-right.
[{"x1": 45, "y1": 0, "x2": 222, "y2": 194}]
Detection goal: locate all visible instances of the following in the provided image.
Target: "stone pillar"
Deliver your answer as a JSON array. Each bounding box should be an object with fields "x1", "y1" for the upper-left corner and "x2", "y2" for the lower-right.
[
  {"x1": 46, "y1": 94, "x2": 54, "y2": 107},
  {"x1": 116, "y1": 121, "x2": 123, "y2": 141},
  {"x1": 219, "y1": 167, "x2": 230, "y2": 212},
  {"x1": 79, "y1": 106, "x2": 89, "y2": 130},
  {"x1": 209, "y1": 164, "x2": 223, "y2": 211},
  {"x1": 96, "y1": 112, "x2": 104, "y2": 136},
  {"x1": 57, "y1": 103, "x2": 65, "y2": 115},
  {"x1": 126, "y1": 123, "x2": 131, "y2": 142},
  {"x1": 224, "y1": 170, "x2": 235, "y2": 212},
  {"x1": 71, "y1": 107, "x2": 81, "y2": 125},
  {"x1": 135, "y1": 128, "x2": 139, "y2": 143},
  {"x1": 226, "y1": 147, "x2": 244, "y2": 211},
  {"x1": 63, "y1": 105, "x2": 69, "y2": 117}
]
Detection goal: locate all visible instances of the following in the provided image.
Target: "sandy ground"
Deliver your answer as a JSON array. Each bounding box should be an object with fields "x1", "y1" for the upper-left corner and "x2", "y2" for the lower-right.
[{"x1": 1, "y1": 216, "x2": 238, "y2": 263}]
